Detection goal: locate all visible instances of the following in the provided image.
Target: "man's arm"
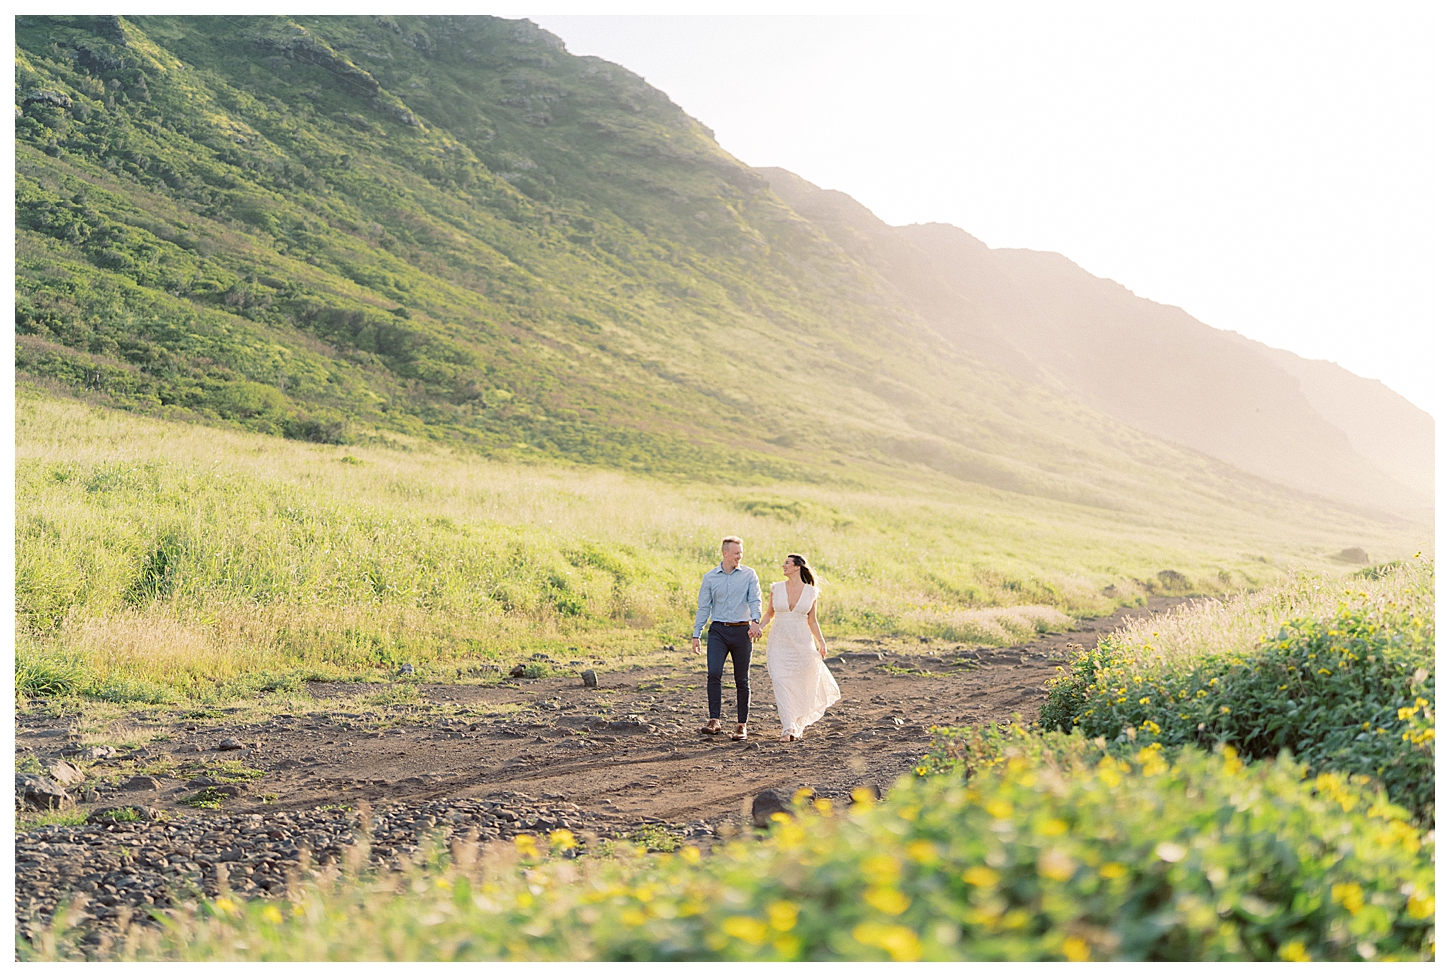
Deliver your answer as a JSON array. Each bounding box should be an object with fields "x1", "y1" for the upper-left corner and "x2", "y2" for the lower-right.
[
  {"x1": 746, "y1": 570, "x2": 763, "y2": 639},
  {"x1": 691, "y1": 574, "x2": 712, "y2": 654}
]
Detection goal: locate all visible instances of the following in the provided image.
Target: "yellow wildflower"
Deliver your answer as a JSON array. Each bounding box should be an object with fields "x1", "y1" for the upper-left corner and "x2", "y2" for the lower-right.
[
  {"x1": 1062, "y1": 936, "x2": 1091, "y2": 961},
  {"x1": 963, "y1": 866, "x2": 1000, "y2": 887},
  {"x1": 722, "y1": 916, "x2": 769, "y2": 945},
  {"x1": 906, "y1": 839, "x2": 938, "y2": 862},
  {"x1": 852, "y1": 922, "x2": 922, "y2": 961},
  {"x1": 767, "y1": 900, "x2": 799, "y2": 931},
  {"x1": 1331, "y1": 882, "x2": 1364, "y2": 915},
  {"x1": 864, "y1": 887, "x2": 910, "y2": 916},
  {"x1": 862, "y1": 854, "x2": 902, "y2": 884},
  {"x1": 1278, "y1": 940, "x2": 1311, "y2": 962}
]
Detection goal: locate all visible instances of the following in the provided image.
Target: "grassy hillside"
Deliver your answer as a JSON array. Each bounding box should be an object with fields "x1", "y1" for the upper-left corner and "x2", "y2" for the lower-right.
[
  {"x1": 16, "y1": 12, "x2": 1076, "y2": 486},
  {"x1": 13, "y1": 15, "x2": 1430, "y2": 705},
  {"x1": 15, "y1": 391, "x2": 1423, "y2": 703},
  {"x1": 15, "y1": 14, "x2": 1427, "y2": 527}
]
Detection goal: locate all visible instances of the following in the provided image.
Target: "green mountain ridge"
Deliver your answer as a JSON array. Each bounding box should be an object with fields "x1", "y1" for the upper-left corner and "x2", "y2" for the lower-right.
[{"x1": 12, "y1": 14, "x2": 1429, "y2": 537}]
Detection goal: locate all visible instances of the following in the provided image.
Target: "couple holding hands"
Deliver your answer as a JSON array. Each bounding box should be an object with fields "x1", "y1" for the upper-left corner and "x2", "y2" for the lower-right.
[{"x1": 691, "y1": 535, "x2": 841, "y2": 743}]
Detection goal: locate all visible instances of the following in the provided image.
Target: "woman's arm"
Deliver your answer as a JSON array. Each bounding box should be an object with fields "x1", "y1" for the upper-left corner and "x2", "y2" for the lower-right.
[
  {"x1": 807, "y1": 601, "x2": 828, "y2": 659},
  {"x1": 759, "y1": 584, "x2": 776, "y2": 631}
]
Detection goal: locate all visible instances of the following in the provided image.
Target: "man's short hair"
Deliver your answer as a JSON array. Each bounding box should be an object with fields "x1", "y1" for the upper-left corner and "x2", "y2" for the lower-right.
[{"x1": 721, "y1": 535, "x2": 743, "y2": 549}]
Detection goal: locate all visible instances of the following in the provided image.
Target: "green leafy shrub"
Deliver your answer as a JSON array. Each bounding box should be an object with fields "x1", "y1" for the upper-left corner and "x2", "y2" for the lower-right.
[
  {"x1": 27, "y1": 735, "x2": 1435, "y2": 961},
  {"x1": 1041, "y1": 569, "x2": 1434, "y2": 815}
]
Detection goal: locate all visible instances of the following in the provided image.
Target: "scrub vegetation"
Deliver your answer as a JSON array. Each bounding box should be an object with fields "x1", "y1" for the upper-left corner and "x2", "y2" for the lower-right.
[{"x1": 1040, "y1": 560, "x2": 1434, "y2": 816}]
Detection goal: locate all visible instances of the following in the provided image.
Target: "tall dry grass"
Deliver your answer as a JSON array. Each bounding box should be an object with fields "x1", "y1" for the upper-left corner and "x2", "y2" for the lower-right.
[{"x1": 1097, "y1": 560, "x2": 1434, "y2": 669}]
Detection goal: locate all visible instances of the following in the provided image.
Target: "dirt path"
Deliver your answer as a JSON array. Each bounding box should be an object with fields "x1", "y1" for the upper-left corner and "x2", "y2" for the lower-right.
[
  {"x1": 19, "y1": 597, "x2": 1183, "y2": 828},
  {"x1": 15, "y1": 598, "x2": 1185, "y2": 950}
]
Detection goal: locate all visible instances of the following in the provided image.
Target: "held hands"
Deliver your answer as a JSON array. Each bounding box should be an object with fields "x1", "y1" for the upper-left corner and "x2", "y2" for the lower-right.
[{"x1": 748, "y1": 622, "x2": 763, "y2": 641}]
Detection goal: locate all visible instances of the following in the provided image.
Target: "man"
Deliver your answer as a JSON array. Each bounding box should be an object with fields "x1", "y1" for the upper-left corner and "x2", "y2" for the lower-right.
[{"x1": 692, "y1": 535, "x2": 762, "y2": 741}]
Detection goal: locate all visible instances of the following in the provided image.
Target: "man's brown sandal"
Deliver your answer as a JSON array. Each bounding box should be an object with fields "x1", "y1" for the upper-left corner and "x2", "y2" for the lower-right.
[
  {"x1": 699, "y1": 720, "x2": 723, "y2": 735},
  {"x1": 730, "y1": 724, "x2": 748, "y2": 741}
]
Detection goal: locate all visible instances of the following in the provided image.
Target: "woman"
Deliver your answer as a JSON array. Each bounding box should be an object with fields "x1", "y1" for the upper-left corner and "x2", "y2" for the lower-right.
[{"x1": 760, "y1": 553, "x2": 841, "y2": 743}]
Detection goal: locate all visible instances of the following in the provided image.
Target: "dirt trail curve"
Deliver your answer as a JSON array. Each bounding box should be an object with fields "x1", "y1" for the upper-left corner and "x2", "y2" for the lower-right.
[{"x1": 15, "y1": 598, "x2": 1185, "y2": 949}]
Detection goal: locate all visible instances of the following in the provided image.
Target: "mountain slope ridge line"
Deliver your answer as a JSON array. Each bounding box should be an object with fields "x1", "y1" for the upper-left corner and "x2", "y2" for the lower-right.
[{"x1": 13, "y1": 13, "x2": 1430, "y2": 527}]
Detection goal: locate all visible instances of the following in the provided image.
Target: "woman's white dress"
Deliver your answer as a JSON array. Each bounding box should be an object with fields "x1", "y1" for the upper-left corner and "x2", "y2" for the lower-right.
[{"x1": 766, "y1": 582, "x2": 841, "y2": 737}]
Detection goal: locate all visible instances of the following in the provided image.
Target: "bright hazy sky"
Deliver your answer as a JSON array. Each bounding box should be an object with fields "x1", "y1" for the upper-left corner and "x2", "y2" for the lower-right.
[{"x1": 531, "y1": 12, "x2": 1442, "y2": 414}]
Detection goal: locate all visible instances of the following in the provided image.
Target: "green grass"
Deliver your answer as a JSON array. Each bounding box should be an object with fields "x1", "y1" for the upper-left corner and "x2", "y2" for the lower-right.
[
  {"x1": 16, "y1": 808, "x2": 90, "y2": 830},
  {"x1": 16, "y1": 392, "x2": 1420, "y2": 705}
]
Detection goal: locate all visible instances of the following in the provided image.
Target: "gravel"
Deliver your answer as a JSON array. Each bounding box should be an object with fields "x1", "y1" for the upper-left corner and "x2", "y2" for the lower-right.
[{"x1": 15, "y1": 795, "x2": 699, "y2": 952}]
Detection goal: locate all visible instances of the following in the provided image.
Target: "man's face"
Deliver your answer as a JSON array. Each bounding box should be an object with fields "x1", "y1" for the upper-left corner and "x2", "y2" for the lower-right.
[{"x1": 722, "y1": 542, "x2": 743, "y2": 570}]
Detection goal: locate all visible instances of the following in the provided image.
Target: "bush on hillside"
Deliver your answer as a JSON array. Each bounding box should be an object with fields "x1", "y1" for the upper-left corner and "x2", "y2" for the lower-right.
[
  {"x1": 28, "y1": 733, "x2": 1434, "y2": 961},
  {"x1": 1040, "y1": 583, "x2": 1434, "y2": 816}
]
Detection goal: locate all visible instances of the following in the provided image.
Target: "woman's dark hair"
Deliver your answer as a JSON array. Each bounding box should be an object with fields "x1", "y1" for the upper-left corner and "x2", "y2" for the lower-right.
[{"x1": 788, "y1": 553, "x2": 816, "y2": 587}]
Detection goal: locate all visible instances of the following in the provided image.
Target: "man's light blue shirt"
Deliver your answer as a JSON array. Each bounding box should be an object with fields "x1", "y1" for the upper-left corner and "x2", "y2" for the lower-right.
[{"x1": 693, "y1": 564, "x2": 762, "y2": 638}]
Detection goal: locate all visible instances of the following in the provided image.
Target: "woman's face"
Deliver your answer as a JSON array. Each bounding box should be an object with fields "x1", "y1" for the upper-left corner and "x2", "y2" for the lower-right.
[{"x1": 781, "y1": 557, "x2": 800, "y2": 579}]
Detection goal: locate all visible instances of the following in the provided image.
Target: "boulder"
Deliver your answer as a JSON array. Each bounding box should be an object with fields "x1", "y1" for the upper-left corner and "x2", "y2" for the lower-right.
[
  {"x1": 581, "y1": 669, "x2": 598, "y2": 688},
  {"x1": 750, "y1": 788, "x2": 792, "y2": 828},
  {"x1": 121, "y1": 775, "x2": 163, "y2": 791},
  {"x1": 218, "y1": 737, "x2": 245, "y2": 751},
  {"x1": 16, "y1": 774, "x2": 74, "y2": 811},
  {"x1": 47, "y1": 759, "x2": 85, "y2": 786},
  {"x1": 23, "y1": 89, "x2": 72, "y2": 110}
]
